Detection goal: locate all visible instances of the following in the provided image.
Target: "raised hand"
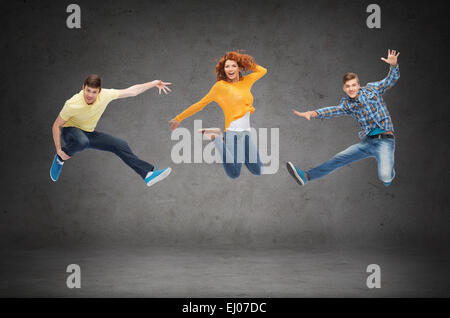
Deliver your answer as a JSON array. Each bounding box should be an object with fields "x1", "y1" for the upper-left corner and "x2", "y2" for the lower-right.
[
  {"x1": 155, "y1": 80, "x2": 172, "y2": 95},
  {"x1": 168, "y1": 118, "x2": 180, "y2": 131},
  {"x1": 292, "y1": 109, "x2": 317, "y2": 120},
  {"x1": 381, "y1": 49, "x2": 400, "y2": 67}
]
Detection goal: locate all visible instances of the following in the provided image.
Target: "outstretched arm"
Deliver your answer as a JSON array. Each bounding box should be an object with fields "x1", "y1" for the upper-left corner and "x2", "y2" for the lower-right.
[
  {"x1": 292, "y1": 110, "x2": 318, "y2": 120},
  {"x1": 169, "y1": 86, "x2": 215, "y2": 131},
  {"x1": 293, "y1": 99, "x2": 349, "y2": 120},
  {"x1": 368, "y1": 49, "x2": 401, "y2": 94},
  {"x1": 117, "y1": 80, "x2": 172, "y2": 99}
]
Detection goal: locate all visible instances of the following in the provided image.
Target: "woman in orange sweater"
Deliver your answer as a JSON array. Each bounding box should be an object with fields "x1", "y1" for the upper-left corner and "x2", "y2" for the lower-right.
[{"x1": 169, "y1": 51, "x2": 267, "y2": 179}]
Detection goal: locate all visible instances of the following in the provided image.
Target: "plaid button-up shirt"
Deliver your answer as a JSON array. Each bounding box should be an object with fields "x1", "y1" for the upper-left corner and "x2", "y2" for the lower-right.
[{"x1": 315, "y1": 65, "x2": 400, "y2": 139}]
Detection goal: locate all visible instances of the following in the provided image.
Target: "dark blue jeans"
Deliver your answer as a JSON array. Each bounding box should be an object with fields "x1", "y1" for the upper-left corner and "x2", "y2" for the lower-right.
[
  {"x1": 61, "y1": 127, "x2": 154, "y2": 179},
  {"x1": 213, "y1": 130, "x2": 262, "y2": 179}
]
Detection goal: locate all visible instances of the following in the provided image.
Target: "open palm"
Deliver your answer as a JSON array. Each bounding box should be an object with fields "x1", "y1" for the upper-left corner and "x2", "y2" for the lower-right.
[
  {"x1": 156, "y1": 80, "x2": 172, "y2": 95},
  {"x1": 381, "y1": 49, "x2": 400, "y2": 67}
]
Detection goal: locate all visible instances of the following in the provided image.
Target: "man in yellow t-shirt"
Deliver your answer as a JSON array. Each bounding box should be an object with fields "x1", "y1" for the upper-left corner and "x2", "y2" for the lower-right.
[{"x1": 50, "y1": 74, "x2": 173, "y2": 187}]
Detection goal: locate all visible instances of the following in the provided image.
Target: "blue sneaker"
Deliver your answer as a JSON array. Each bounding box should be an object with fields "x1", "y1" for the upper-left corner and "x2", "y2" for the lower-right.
[
  {"x1": 286, "y1": 161, "x2": 308, "y2": 186},
  {"x1": 145, "y1": 167, "x2": 172, "y2": 187},
  {"x1": 50, "y1": 154, "x2": 64, "y2": 182}
]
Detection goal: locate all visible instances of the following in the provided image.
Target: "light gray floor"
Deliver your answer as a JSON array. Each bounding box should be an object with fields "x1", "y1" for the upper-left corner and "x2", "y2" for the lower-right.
[{"x1": 1, "y1": 245, "x2": 449, "y2": 297}]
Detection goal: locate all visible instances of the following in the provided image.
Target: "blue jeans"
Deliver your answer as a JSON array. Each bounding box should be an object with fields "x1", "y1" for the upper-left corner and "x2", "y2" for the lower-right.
[
  {"x1": 213, "y1": 130, "x2": 262, "y2": 179},
  {"x1": 61, "y1": 127, "x2": 154, "y2": 180},
  {"x1": 307, "y1": 137, "x2": 396, "y2": 186}
]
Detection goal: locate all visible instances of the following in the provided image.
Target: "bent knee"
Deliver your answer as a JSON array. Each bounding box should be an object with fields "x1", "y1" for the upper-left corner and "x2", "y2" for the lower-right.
[
  {"x1": 226, "y1": 169, "x2": 241, "y2": 179},
  {"x1": 378, "y1": 170, "x2": 395, "y2": 184},
  {"x1": 224, "y1": 165, "x2": 240, "y2": 179},
  {"x1": 248, "y1": 166, "x2": 261, "y2": 176}
]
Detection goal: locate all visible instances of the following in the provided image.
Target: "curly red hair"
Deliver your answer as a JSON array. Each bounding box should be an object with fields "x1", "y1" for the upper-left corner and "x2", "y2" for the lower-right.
[{"x1": 215, "y1": 51, "x2": 256, "y2": 82}]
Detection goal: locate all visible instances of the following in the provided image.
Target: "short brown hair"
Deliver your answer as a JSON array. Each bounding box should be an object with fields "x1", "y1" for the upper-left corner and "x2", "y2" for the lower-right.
[
  {"x1": 83, "y1": 74, "x2": 102, "y2": 89},
  {"x1": 342, "y1": 72, "x2": 359, "y2": 85}
]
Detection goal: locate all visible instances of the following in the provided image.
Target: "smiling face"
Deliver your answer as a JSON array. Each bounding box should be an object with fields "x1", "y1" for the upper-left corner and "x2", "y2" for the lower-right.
[
  {"x1": 224, "y1": 59, "x2": 240, "y2": 82},
  {"x1": 343, "y1": 78, "x2": 360, "y2": 99},
  {"x1": 83, "y1": 85, "x2": 101, "y2": 105}
]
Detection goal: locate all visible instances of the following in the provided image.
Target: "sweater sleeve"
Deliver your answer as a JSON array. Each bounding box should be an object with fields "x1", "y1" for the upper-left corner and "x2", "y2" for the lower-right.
[
  {"x1": 175, "y1": 85, "x2": 216, "y2": 122},
  {"x1": 244, "y1": 64, "x2": 267, "y2": 85}
]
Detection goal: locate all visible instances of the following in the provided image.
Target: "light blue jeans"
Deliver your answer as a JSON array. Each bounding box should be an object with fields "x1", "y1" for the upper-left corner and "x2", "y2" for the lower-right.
[
  {"x1": 213, "y1": 130, "x2": 262, "y2": 179},
  {"x1": 307, "y1": 137, "x2": 396, "y2": 186}
]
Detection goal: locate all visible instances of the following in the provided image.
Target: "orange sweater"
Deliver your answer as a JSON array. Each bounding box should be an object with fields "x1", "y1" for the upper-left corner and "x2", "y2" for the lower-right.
[{"x1": 175, "y1": 64, "x2": 267, "y2": 131}]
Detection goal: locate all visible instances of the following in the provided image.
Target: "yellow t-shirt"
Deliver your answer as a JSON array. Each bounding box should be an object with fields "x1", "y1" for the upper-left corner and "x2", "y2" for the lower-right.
[
  {"x1": 175, "y1": 64, "x2": 267, "y2": 131},
  {"x1": 60, "y1": 88, "x2": 120, "y2": 132}
]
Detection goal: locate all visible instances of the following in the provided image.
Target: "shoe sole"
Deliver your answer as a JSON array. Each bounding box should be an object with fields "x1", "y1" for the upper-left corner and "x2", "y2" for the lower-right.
[
  {"x1": 286, "y1": 161, "x2": 305, "y2": 186},
  {"x1": 147, "y1": 167, "x2": 172, "y2": 187},
  {"x1": 50, "y1": 169, "x2": 57, "y2": 182}
]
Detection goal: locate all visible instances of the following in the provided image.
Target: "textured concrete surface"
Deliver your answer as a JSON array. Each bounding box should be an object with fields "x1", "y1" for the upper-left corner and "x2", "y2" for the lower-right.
[
  {"x1": 0, "y1": 0, "x2": 449, "y2": 297},
  {"x1": 1, "y1": 245, "x2": 449, "y2": 297},
  {"x1": 0, "y1": 0, "x2": 448, "y2": 248}
]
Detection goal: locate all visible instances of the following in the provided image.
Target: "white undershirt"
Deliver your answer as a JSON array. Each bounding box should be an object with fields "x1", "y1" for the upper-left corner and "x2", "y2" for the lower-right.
[{"x1": 227, "y1": 111, "x2": 251, "y2": 131}]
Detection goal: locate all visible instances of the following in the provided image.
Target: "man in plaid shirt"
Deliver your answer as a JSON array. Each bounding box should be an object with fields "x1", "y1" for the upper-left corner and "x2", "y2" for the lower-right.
[{"x1": 287, "y1": 49, "x2": 400, "y2": 187}]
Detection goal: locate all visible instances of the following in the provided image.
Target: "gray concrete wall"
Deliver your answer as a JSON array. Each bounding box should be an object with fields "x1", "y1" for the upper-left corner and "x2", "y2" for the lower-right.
[{"x1": 0, "y1": 0, "x2": 449, "y2": 248}]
